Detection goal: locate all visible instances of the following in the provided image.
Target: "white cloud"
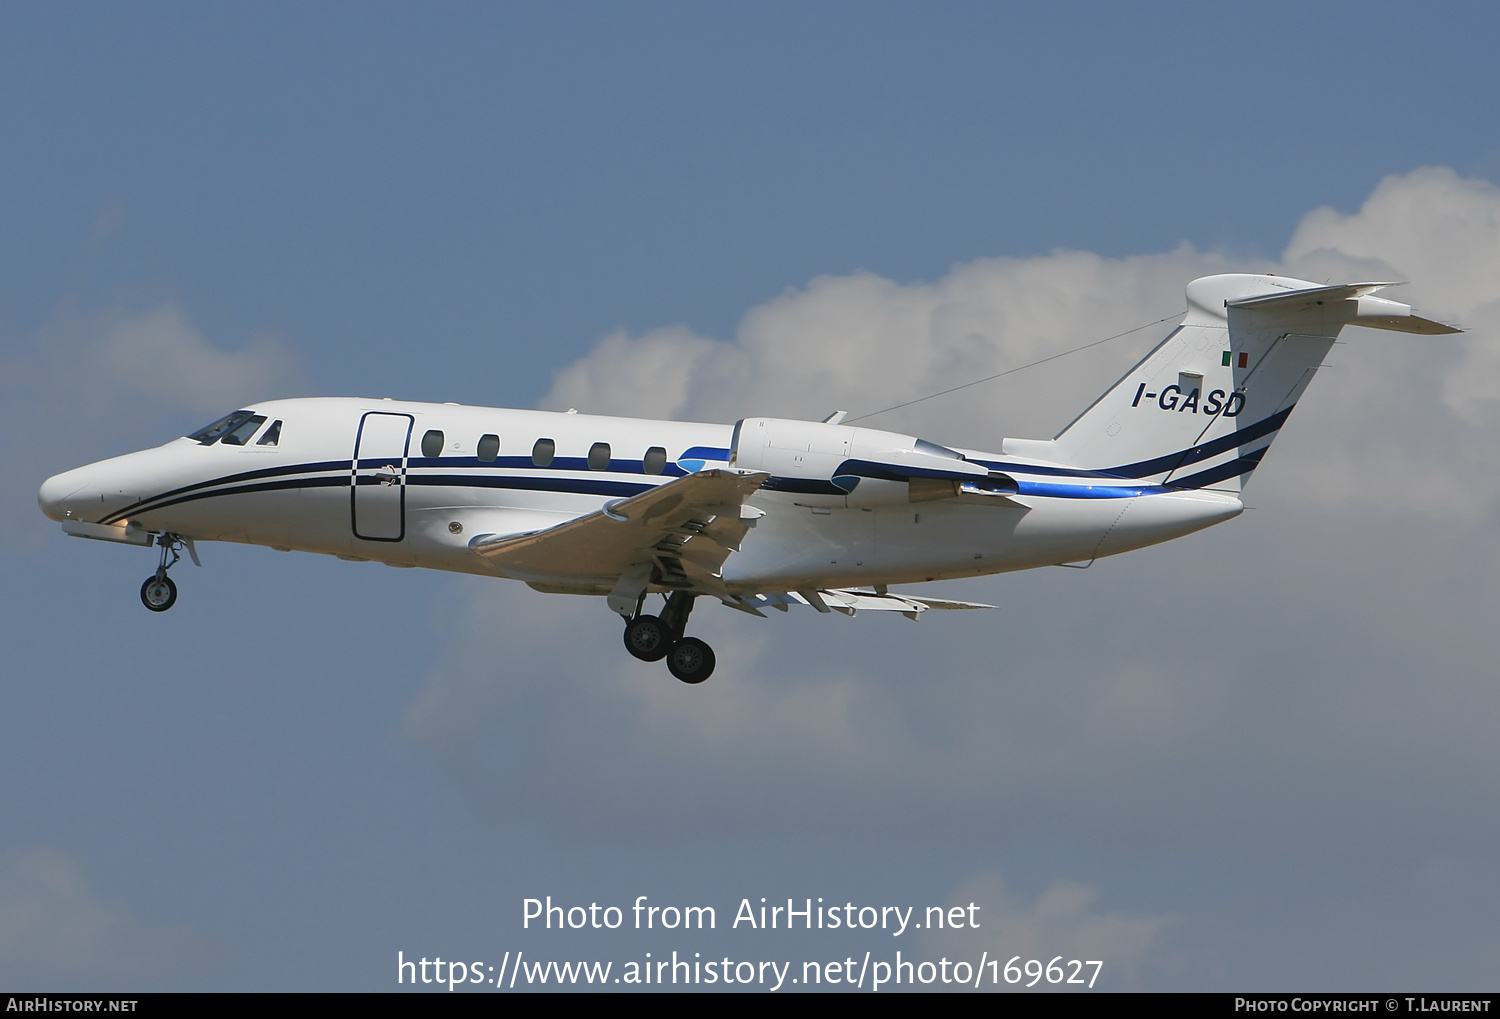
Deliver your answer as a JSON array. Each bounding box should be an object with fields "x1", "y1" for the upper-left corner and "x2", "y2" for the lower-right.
[
  {"x1": 1269, "y1": 168, "x2": 1500, "y2": 514},
  {"x1": 919, "y1": 873, "x2": 1174, "y2": 991},
  {"x1": 9, "y1": 302, "x2": 305, "y2": 428},
  {"x1": 404, "y1": 169, "x2": 1500, "y2": 864},
  {"x1": 0, "y1": 848, "x2": 210, "y2": 982},
  {"x1": 543, "y1": 167, "x2": 1500, "y2": 519},
  {"x1": 1283, "y1": 166, "x2": 1500, "y2": 321},
  {"x1": 544, "y1": 245, "x2": 1243, "y2": 449}
]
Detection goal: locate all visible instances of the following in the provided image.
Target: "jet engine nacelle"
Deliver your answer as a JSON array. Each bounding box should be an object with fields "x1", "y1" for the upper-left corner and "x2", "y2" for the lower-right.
[{"x1": 731, "y1": 417, "x2": 1006, "y2": 508}]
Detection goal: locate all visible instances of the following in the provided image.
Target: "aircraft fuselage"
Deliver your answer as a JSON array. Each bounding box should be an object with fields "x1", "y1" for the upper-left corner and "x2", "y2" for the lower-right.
[{"x1": 39, "y1": 396, "x2": 1241, "y2": 594}]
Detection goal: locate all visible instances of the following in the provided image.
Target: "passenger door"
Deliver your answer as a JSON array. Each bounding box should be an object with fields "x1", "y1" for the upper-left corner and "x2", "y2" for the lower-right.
[{"x1": 352, "y1": 412, "x2": 413, "y2": 541}]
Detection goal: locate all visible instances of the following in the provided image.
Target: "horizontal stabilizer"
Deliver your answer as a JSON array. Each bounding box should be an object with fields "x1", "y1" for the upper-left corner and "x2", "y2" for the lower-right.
[
  {"x1": 1225, "y1": 281, "x2": 1399, "y2": 309},
  {"x1": 1227, "y1": 281, "x2": 1461, "y2": 334},
  {"x1": 1341, "y1": 310, "x2": 1461, "y2": 335}
]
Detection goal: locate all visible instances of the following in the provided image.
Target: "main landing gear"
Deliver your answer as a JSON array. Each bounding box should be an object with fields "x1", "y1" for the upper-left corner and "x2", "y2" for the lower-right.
[
  {"x1": 622, "y1": 591, "x2": 716, "y2": 684},
  {"x1": 139, "y1": 533, "x2": 196, "y2": 613}
]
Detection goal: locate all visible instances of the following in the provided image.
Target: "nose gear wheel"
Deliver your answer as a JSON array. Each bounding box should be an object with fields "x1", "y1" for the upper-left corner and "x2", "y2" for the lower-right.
[
  {"x1": 138, "y1": 532, "x2": 195, "y2": 613},
  {"x1": 140, "y1": 575, "x2": 178, "y2": 612}
]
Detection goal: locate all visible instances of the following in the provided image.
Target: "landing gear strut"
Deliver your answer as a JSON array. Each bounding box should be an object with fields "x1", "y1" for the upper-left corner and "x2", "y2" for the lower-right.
[
  {"x1": 139, "y1": 533, "x2": 192, "y2": 613},
  {"x1": 622, "y1": 591, "x2": 716, "y2": 684}
]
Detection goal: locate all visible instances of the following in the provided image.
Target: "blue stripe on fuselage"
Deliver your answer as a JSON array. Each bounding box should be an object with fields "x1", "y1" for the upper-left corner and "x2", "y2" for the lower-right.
[
  {"x1": 1097, "y1": 406, "x2": 1293, "y2": 479},
  {"x1": 1015, "y1": 480, "x2": 1151, "y2": 498}
]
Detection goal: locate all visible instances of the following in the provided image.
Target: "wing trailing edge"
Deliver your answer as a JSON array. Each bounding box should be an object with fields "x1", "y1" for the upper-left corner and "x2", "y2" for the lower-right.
[
  {"x1": 721, "y1": 588, "x2": 994, "y2": 620},
  {"x1": 469, "y1": 469, "x2": 770, "y2": 609}
]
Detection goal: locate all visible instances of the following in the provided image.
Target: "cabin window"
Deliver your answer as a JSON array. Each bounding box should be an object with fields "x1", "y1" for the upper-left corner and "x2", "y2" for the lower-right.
[
  {"x1": 256, "y1": 420, "x2": 283, "y2": 446},
  {"x1": 588, "y1": 442, "x2": 611, "y2": 471},
  {"x1": 643, "y1": 446, "x2": 667, "y2": 475},
  {"x1": 220, "y1": 415, "x2": 268, "y2": 446},
  {"x1": 188, "y1": 410, "x2": 256, "y2": 445},
  {"x1": 421, "y1": 429, "x2": 444, "y2": 458},
  {"x1": 532, "y1": 438, "x2": 555, "y2": 467},
  {"x1": 477, "y1": 433, "x2": 500, "y2": 462}
]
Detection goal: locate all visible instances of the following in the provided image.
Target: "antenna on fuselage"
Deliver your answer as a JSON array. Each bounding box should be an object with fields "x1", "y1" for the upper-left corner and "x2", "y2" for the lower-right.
[{"x1": 846, "y1": 312, "x2": 1181, "y2": 424}]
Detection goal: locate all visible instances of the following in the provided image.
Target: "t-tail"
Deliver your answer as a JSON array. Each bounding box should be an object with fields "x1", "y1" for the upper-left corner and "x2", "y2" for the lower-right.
[{"x1": 1011, "y1": 274, "x2": 1460, "y2": 492}]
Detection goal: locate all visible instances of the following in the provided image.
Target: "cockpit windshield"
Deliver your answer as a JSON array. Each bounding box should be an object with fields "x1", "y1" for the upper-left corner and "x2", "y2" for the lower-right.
[
  {"x1": 188, "y1": 410, "x2": 257, "y2": 445},
  {"x1": 256, "y1": 419, "x2": 282, "y2": 446},
  {"x1": 220, "y1": 415, "x2": 268, "y2": 445}
]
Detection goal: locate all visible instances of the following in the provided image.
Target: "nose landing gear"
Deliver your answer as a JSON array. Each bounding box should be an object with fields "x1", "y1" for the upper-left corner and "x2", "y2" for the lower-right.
[
  {"x1": 622, "y1": 591, "x2": 716, "y2": 684},
  {"x1": 140, "y1": 574, "x2": 177, "y2": 612},
  {"x1": 139, "y1": 533, "x2": 197, "y2": 613}
]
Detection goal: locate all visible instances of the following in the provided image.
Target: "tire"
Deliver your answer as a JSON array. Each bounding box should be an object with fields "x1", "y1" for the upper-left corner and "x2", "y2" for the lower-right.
[
  {"x1": 140, "y1": 575, "x2": 178, "y2": 612},
  {"x1": 623, "y1": 615, "x2": 669, "y2": 662},
  {"x1": 666, "y1": 637, "x2": 715, "y2": 684}
]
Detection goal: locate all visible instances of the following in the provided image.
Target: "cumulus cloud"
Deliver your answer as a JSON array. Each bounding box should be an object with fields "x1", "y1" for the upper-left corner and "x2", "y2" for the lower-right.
[
  {"x1": 545, "y1": 245, "x2": 1244, "y2": 451},
  {"x1": 389, "y1": 171, "x2": 1500, "y2": 994},
  {"x1": 543, "y1": 166, "x2": 1500, "y2": 518},
  {"x1": 0, "y1": 848, "x2": 211, "y2": 983},
  {"x1": 919, "y1": 873, "x2": 1174, "y2": 990},
  {"x1": 1283, "y1": 166, "x2": 1500, "y2": 321},
  {"x1": 1270, "y1": 168, "x2": 1500, "y2": 514},
  {"x1": 0, "y1": 302, "x2": 305, "y2": 546},
  {"x1": 404, "y1": 169, "x2": 1500, "y2": 869}
]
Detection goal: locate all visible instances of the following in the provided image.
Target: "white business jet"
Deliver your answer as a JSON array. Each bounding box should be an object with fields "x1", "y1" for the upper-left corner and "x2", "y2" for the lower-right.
[{"x1": 39, "y1": 274, "x2": 1456, "y2": 684}]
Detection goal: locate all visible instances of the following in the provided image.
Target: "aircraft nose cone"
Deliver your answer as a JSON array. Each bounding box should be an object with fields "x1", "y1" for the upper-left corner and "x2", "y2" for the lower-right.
[{"x1": 38, "y1": 469, "x2": 86, "y2": 521}]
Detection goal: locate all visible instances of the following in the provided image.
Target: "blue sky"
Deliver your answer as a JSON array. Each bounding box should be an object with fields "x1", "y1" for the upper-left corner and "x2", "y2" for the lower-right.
[{"x1": 4, "y1": 2, "x2": 1500, "y2": 990}]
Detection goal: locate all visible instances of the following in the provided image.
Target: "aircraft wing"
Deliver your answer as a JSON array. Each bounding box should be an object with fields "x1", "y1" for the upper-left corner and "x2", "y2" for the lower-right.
[
  {"x1": 469, "y1": 469, "x2": 994, "y2": 622},
  {"x1": 469, "y1": 469, "x2": 769, "y2": 595},
  {"x1": 722, "y1": 588, "x2": 994, "y2": 621}
]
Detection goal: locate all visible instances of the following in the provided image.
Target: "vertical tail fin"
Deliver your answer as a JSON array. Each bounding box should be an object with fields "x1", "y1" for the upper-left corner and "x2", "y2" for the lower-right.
[{"x1": 1043, "y1": 274, "x2": 1458, "y2": 491}]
